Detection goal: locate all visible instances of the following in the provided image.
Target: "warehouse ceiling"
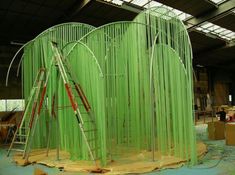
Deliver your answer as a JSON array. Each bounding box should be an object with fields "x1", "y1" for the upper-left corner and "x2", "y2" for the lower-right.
[{"x1": 0, "y1": 0, "x2": 235, "y2": 87}]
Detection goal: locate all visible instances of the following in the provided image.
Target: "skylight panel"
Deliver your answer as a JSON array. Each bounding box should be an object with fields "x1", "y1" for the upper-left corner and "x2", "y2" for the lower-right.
[
  {"x1": 202, "y1": 22, "x2": 213, "y2": 28},
  {"x1": 103, "y1": 0, "x2": 124, "y2": 5},
  {"x1": 202, "y1": 29, "x2": 210, "y2": 33},
  {"x1": 196, "y1": 27, "x2": 203, "y2": 31},
  {"x1": 196, "y1": 22, "x2": 235, "y2": 41},
  {"x1": 221, "y1": 30, "x2": 231, "y2": 35},
  {"x1": 172, "y1": 9, "x2": 184, "y2": 16},
  {"x1": 144, "y1": 1, "x2": 162, "y2": 8},
  {"x1": 102, "y1": 0, "x2": 192, "y2": 21},
  {"x1": 226, "y1": 33, "x2": 235, "y2": 38},
  {"x1": 210, "y1": 25, "x2": 220, "y2": 30},
  {"x1": 131, "y1": 0, "x2": 149, "y2": 6},
  {"x1": 111, "y1": 0, "x2": 123, "y2": 5},
  {"x1": 208, "y1": 0, "x2": 227, "y2": 4},
  {"x1": 102, "y1": 0, "x2": 235, "y2": 41},
  {"x1": 178, "y1": 13, "x2": 192, "y2": 21},
  {"x1": 214, "y1": 28, "x2": 226, "y2": 33},
  {"x1": 143, "y1": 1, "x2": 192, "y2": 21}
]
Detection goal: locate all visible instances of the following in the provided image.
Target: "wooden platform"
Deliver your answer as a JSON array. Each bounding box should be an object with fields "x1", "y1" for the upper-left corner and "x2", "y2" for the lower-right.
[{"x1": 13, "y1": 142, "x2": 207, "y2": 174}]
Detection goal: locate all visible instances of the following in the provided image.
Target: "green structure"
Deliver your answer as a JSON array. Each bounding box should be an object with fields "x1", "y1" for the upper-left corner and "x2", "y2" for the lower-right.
[{"x1": 7, "y1": 7, "x2": 197, "y2": 166}]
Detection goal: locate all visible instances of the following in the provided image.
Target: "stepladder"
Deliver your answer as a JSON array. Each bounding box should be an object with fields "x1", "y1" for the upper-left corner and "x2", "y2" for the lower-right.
[
  {"x1": 7, "y1": 41, "x2": 99, "y2": 166},
  {"x1": 7, "y1": 68, "x2": 46, "y2": 159},
  {"x1": 51, "y1": 42, "x2": 99, "y2": 165}
]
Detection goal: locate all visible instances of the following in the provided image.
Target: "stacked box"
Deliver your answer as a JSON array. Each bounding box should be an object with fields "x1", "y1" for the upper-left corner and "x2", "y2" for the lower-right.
[
  {"x1": 225, "y1": 123, "x2": 235, "y2": 146},
  {"x1": 208, "y1": 121, "x2": 225, "y2": 140}
]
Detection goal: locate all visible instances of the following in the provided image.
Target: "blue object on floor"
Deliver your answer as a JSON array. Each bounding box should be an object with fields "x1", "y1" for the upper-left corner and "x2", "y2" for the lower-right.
[{"x1": 0, "y1": 148, "x2": 60, "y2": 175}]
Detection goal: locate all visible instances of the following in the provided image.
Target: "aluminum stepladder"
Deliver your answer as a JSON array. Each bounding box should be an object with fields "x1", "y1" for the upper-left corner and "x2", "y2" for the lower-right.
[
  {"x1": 7, "y1": 56, "x2": 54, "y2": 161},
  {"x1": 51, "y1": 42, "x2": 99, "y2": 165},
  {"x1": 23, "y1": 57, "x2": 56, "y2": 162},
  {"x1": 7, "y1": 68, "x2": 46, "y2": 157},
  {"x1": 7, "y1": 42, "x2": 99, "y2": 166}
]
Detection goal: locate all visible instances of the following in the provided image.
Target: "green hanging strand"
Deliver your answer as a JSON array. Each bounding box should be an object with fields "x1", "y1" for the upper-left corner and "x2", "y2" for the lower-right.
[{"x1": 11, "y1": 7, "x2": 197, "y2": 167}]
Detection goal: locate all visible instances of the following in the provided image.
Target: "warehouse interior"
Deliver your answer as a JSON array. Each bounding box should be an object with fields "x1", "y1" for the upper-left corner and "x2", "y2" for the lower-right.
[{"x1": 0, "y1": 0, "x2": 235, "y2": 175}]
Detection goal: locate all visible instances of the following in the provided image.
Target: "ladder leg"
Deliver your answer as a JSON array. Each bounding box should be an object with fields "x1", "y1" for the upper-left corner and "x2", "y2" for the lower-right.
[
  {"x1": 56, "y1": 115, "x2": 60, "y2": 161},
  {"x1": 46, "y1": 119, "x2": 51, "y2": 157},
  {"x1": 7, "y1": 127, "x2": 19, "y2": 156},
  {"x1": 4, "y1": 126, "x2": 12, "y2": 144},
  {"x1": 79, "y1": 123, "x2": 96, "y2": 164},
  {"x1": 23, "y1": 128, "x2": 31, "y2": 158},
  {"x1": 55, "y1": 73, "x2": 60, "y2": 161},
  {"x1": 23, "y1": 101, "x2": 38, "y2": 159},
  {"x1": 24, "y1": 115, "x2": 39, "y2": 162}
]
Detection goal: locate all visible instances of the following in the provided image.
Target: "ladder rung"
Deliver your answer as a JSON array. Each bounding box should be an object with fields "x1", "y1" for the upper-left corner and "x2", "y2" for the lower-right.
[
  {"x1": 87, "y1": 138, "x2": 96, "y2": 142},
  {"x1": 90, "y1": 147, "x2": 100, "y2": 151},
  {"x1": 80, "y1": 113, "x2": 88, "y2": 115},
  {"x1": 14, "y1": 141, "x2": 26, "y2": 145},
  {"x1": 16, "y1": 134, "x2": 27, "y2": 137},
  {"x1": 84, "y1": 129, "x2": 97, "y2": 132},
  {"x1": 82, "y1": 120, "x2": 93, "y2": 123},
  {"x1": 20, "y1": 127, "x2": 28, "y2": 130},
  {"x1": 11, "y1": 148, "x2": 24, "y2": 152}
]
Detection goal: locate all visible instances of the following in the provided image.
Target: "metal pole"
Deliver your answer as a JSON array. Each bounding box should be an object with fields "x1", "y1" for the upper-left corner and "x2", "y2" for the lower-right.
[{"x1": 55, "y1": 67, "x2": 60, "y2": 161}]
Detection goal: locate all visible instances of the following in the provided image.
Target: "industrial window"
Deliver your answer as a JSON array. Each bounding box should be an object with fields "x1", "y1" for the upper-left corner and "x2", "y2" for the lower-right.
[
  {"x1": 0, "y1": 99, "x2": 25, "y2": 112},
  {"x1": 0, "y1": 100, "x2": 5, "y2": 111}
]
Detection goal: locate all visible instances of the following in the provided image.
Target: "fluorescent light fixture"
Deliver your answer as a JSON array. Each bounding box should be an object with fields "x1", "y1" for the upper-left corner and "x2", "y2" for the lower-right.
[
  {"x1": 229, "y1": 95, "x2": 232, "y2": 102},
  {"x1": 10, "y1": 41, "x2": 25, "y2": 46},
  {"x1": 196, "y1": 64, "x2": 204, "y2": 68}
]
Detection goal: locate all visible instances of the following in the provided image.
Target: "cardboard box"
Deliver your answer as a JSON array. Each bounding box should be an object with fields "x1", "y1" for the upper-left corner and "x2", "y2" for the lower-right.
[
  {"x1": 225, "y1": 123, "x2": 235, "y2": 146},
  {"x1": 208, "y1": 121, "x2": 225, "y2": 140}
]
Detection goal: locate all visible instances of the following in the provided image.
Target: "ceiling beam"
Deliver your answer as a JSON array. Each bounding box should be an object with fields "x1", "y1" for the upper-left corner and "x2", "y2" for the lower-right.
[
  {"x1": 121, "y1": 2, "x2": 143, "y2": 13},
  {"x1": 196, "y1": 40, "x2": 234, "y2": 56},
  {"x1": 185, "y1": 0, "x2": 235, "y2": 31},
  {"x1": 56, "y1": 0, "x2": 92, "y2": 23},
  {"x1": 193, "y1": 40, "x2": 235, "y2": 65}
]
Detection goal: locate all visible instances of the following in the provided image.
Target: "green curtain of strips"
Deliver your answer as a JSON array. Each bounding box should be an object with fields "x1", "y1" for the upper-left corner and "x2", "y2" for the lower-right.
[{"x1": 12, "y1": 7, "x2": 197, "y2": 166}]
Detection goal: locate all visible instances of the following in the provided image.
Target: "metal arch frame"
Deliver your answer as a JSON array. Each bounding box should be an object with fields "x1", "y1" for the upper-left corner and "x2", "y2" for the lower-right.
[{"x1": 6, "y1": 22, "x2": 96, "y2": 86}]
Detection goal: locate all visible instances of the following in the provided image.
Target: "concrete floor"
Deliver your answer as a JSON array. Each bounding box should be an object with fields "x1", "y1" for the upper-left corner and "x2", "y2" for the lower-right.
[
  {"x1": 147, "y1": 124, "x2": 235, "y2": 175},
  {"x1": 1, "y1": 124, "x2": 235, "y2": 175}
]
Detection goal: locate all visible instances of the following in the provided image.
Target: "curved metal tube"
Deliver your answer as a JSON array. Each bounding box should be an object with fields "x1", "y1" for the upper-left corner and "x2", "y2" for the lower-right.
[
  {"x1": 5, "y1": 42, "x2": 31, "y2": 86},
  {"x1": 67, "y1": 41, "x2": 104, "y2": 77}
]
